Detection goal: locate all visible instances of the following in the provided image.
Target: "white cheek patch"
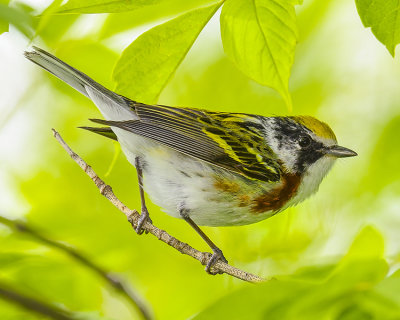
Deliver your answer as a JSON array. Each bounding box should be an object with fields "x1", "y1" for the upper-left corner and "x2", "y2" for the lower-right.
[
  {"x1": 277, "y1": 147, "x2": 297, "y2": 172},
  {"x1": 288, "y1": 156, "x2": 336, "y2": 207},
  {"x1": 262, "y1": 118, "x2": 299, "y2": 173}
]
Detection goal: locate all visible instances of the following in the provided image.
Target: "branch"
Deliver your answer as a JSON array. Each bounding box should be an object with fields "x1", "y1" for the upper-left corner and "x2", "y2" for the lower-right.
[
  {"x1": 52, "y1": 129, "x2": 266, "y2": 283},
  {"x1": 0, "y1": 282, "x2": 74, "y2": 320},
  {"x1": 0, "y1": 216, "x2": 152, "y2": 320}
]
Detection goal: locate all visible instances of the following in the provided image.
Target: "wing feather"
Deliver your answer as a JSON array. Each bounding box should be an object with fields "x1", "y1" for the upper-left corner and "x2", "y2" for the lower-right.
[
  {"x1": 90, "y1": 103, "x2": 281, "y2": 182},
  {"x1": 79, "y1": 126, "x2": 118, "y2": 141}
]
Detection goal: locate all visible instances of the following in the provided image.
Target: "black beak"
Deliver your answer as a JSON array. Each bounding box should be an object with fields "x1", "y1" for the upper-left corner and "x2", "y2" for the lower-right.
[{"x1": 325, "y1": 145, "x2": 358, "y2": 158}]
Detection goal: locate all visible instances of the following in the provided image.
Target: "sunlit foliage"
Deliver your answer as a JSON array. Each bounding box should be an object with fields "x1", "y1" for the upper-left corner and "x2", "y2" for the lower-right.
[{"x1": 0, "y1": 0, "x2": 400, "y2": 319}]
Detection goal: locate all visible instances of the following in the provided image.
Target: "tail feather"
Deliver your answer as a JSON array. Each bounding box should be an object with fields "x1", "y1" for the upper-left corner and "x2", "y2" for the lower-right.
[
  {"x1": 79, "y1": 126, "x2": 118, "y2": 141},
  {"x1": 24, "y1": 46, "x2": 136, "y2": 121}
]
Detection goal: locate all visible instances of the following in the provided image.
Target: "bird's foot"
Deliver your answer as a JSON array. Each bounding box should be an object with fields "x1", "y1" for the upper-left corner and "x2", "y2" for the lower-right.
[
  {"x1": 206, "y1": 248, "x2": 228, "y2": 275},
  {"x1": 135, "y1": 207, "x2": 152, "y2": 235}
]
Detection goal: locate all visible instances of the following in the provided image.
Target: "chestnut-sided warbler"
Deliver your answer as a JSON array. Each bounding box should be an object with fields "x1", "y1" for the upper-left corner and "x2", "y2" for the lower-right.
[{"x1": 25, "y1": 47, "x2": 357, "y2": 273}]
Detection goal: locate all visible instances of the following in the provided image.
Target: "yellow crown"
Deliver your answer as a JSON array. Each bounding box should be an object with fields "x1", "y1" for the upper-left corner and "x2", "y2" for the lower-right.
[{"x1": 290, "y1": 116, "x2": 337, "y2": 141}]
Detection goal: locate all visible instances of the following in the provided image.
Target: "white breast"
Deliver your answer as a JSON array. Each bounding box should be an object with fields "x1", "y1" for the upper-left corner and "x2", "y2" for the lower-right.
[{"x1": 286, "y1": 156, "x2": 336, "y2": 208}]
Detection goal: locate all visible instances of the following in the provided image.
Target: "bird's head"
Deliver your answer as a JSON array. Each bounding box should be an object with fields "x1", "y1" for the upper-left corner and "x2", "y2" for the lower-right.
[
  {"x1": 261, "y1": 115, "x2": 357, "y2": 206},
  {"x1": 263, "y1": 115, "x2": 357, "y2": 179}
]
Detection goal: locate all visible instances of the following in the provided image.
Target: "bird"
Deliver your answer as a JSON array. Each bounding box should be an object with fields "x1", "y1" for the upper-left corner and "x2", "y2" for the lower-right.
[{"x1": 24, "y1": 46, "x2": 357, "y2": 274}]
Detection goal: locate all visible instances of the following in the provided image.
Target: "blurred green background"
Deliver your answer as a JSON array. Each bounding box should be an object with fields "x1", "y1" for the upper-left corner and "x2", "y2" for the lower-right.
[{"x1": 1, "y1": 0, "x2": 400, "y2": 319}]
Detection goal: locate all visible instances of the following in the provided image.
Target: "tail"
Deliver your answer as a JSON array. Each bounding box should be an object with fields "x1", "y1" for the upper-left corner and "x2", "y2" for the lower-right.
[
  {"x1": 24, "y1": 46, "x2": 136, "y2": 121},
  {"x1": 79, "y1": 126, "x2": 118, "y2": 141}
]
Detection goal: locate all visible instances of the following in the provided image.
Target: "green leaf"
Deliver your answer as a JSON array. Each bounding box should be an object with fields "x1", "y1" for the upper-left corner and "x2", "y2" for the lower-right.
[
  {"x1": 193, "y1": 281, "x2": 309, "y2": 320},
  {"x1": 327, "y1": 227, "x2": 388, "y2": 294},
  {"x1": 57, "y1": 0, "x2": 216, "y2": 14},
  {"x1": 355, "y1": 0, "x2": 400, "y2": 56},
  {"x1": 57, "y1": 0, "x2": 154, "y2": 13},
  {"x1": 113, "y1": 2, "x2": 222, "y2": 103},
  {"x1": 54, "y1": 40, "x2": 119, "y2": 89},
  {"x1": 193, "y1": 227, "x2": 392, "y2": 320},
  {"x1": 374, "y1": 270, "x2": 400, "y2": 305},
  {"x1": 365, "y1": 115, "x2": 400, "y2": 193},
  {"x1": 0, "y1": 0, "x2": 10, "y2": 34},
  {"x1": 0, "y1": 253, "x2": 29, "y2": 269},
  {"x1": 343, "y1": 226, "x2": 385, "y2": 261},
  {"x1": 193, "y1": 262, "x2": 389, "y2": 320},
  {"x1": 0, "y1": 2, "x2": 34, "y2": 38},
  {"x1": 99, "y1": 0, "x2": 218, "y2": 39},
  {"x1": 220, "y1": 0, "x2": 298, "y2": 110}
]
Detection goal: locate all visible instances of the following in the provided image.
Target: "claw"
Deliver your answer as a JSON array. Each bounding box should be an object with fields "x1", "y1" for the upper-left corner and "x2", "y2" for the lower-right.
[
  {"x1": 135, "y1": 207, "x2": 152, "y2": 235},
  {"x1": 206, "y1": 248, "x2": 228, "y2": 275}
]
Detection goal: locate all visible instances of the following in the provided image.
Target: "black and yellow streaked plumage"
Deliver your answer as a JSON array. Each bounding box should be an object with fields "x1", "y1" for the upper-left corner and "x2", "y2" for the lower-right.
[{"x1": 90, "y1": 103, "x2": 281, "y2": 182}]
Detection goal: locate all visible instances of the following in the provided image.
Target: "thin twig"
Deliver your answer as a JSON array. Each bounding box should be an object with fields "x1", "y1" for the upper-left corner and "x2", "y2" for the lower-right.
[
  {"x1": 52, "y1": 128, "x2": 266, "y2": 283},
  {"x1": 0, "y1": 282, "x2": 74, "y2": 320},
  {"x1": 0, "y1": 215, "x2": 152, "y2": 320}
]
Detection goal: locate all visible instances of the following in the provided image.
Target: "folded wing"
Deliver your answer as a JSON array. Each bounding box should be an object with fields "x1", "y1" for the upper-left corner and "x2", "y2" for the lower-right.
[{"x1": 90, "y1": 104, "x2": 281, "y2": 182}]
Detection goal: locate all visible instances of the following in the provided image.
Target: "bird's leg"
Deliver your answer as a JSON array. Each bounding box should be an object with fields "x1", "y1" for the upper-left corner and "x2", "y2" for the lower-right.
[
  {"x1": 179, "y1": 208, "x2": 228, "y2": 275},
  {"x1": 134, "y1": 157, "x2": 152, "y2": 235}
]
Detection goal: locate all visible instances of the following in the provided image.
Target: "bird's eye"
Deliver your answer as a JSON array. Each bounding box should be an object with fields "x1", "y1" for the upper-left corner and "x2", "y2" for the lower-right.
[{"x1": 298, "y1": 135, "x2": 312, "y2": 148}]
